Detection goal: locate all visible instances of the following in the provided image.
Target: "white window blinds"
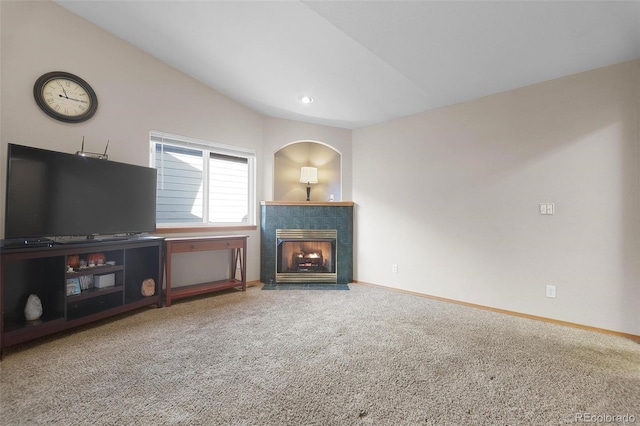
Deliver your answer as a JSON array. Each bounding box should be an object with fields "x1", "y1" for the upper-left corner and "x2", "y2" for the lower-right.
[{"x1": 150, "y1": 131, "x2": 255, "y2": 226}]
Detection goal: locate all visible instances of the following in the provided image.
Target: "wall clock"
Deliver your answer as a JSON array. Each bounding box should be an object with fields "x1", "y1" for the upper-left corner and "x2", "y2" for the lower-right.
[{"x1": 33, "y1": 71, "x2": 98, "y2": 123}]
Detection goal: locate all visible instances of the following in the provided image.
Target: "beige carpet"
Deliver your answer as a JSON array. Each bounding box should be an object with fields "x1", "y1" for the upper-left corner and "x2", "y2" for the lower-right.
[{"x1": 1, "y1": 283, "x2": 638, "y2": 425}]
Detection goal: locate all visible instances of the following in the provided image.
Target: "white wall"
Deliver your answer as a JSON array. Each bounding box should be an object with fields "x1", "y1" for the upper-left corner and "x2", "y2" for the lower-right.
[
  {"x1": 353, "y1": 60, "x2": 640, "y2": 335},
  {"x1": 0, "y1": 0, "x2": 265, "y2": 282}
]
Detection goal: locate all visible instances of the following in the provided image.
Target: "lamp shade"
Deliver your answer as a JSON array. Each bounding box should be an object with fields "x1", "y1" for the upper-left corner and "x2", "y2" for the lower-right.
[{"x1": 299, "y1": 167, "x2": 318, "y2": 184}]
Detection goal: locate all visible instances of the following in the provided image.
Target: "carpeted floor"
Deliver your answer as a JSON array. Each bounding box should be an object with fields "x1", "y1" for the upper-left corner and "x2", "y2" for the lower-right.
[{"x1": 0, "y1": 283, "x2": 638, "y2": 425}]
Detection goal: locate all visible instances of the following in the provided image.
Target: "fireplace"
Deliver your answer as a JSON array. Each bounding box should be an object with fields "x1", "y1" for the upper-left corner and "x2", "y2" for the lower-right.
[
  {"x1": 276, "y1": 229, "x2": 337, "y2": 283},
  {"x1": 260, "y1": 201, "x2": 353, "y2": 284}
]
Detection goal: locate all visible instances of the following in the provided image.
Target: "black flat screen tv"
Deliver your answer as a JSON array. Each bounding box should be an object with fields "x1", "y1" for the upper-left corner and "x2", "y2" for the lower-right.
[{"x1": 5, "y1": 143, "x2": 157, "y2": 239}]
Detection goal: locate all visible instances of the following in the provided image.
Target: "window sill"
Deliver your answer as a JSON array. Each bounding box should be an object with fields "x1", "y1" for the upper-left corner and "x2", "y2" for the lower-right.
[{"x1": 154, "y1": 225, "x2": 257, "y2": 234}]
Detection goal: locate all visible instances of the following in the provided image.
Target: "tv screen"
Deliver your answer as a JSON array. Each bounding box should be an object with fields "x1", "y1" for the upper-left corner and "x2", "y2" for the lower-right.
[{"x1": 5, "y1": 143, "x2": 157, "y2": 239}]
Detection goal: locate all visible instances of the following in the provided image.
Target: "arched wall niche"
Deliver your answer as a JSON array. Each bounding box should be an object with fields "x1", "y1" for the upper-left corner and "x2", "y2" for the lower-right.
[{"x1": 273, "y1": 140, "x2": 342, "y2": 202}]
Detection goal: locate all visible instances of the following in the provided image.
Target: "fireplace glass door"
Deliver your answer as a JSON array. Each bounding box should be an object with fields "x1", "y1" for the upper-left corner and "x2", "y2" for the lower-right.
[{"x1": 276, "y1": 229, "x2": 337, "y2": 283}]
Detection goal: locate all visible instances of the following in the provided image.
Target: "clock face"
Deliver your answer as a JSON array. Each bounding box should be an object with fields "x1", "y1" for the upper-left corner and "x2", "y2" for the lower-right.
[{"x1": 34, "y1": 72, "x2": 98, "y2": 123}]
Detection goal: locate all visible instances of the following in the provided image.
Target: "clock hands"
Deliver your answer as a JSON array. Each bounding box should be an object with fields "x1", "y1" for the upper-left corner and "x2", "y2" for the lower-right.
[
  {"x1": 58, "y1": 94, "x2": 88, "y2": 104},
  {"x1": 67, "y1": 96, "x2": 88, "y2": 104},
  {"x1": 55, "y1": 81, "x2": 87, "y2": 103},
  {"x1": 58, "y1": 82, "x2": 70, "y2": 99}
]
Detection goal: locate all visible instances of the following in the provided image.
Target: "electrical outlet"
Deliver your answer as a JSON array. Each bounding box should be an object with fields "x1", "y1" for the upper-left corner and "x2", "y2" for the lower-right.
[
  {"x1": 546, "y1": 285, "x2": 556, "y2": 298},
  {"x1": 392, "y1": 264, "x2": 398, "y2": 273},
  {"x1": 539, "y1": 203, "x2": 555, "y2": 215}
]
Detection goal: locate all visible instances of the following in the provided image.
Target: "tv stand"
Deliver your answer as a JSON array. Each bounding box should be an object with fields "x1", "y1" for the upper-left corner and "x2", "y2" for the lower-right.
[{"x1": 0, "y1": 237, "x2": 164, "y2": 358}]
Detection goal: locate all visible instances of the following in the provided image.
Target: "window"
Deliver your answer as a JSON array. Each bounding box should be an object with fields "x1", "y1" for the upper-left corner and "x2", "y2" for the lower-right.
[{"x1": 150, "y1": 131, "x2": 256, "y2": 227}]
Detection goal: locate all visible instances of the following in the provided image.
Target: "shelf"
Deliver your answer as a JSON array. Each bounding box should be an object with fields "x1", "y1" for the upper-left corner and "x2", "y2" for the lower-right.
[
  {"x1": 66, "y1": 285, "x2": 123, "y2": 302},
  {"x1": 261, "y1": 201, "x2": 354, "y2": 206},
  {"x1": 66, "y1": 291, "x2": 125, "y2": 321},
  {"x1": 168, "y1": 279, "x2": 244, "y2": 302},
  {"x1": 3, "y1": 316, "x2": 67, "y2": 346},
  {"x1": 66, "y1": 264, "x2": 123, "y2": 278},
  {"x1": 3, "y1": 314, "x2": 65, "y2": 334}
]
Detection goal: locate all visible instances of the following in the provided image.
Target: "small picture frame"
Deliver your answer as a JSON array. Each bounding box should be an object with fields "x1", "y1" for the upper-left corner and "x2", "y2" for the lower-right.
[{"x1": 66, "y1": 277, "x2": 81, "y2": 296}]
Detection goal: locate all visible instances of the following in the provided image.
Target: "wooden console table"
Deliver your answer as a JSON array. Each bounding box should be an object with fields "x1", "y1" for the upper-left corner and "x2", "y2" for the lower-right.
[{"x1": 164, "y1": 235, "x2": 247, "y2": 307}]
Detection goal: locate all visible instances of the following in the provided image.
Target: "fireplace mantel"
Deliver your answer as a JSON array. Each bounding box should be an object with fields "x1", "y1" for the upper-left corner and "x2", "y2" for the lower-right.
[{"x1": 261, "y1": 201, "x2": 354, "y2": 207}]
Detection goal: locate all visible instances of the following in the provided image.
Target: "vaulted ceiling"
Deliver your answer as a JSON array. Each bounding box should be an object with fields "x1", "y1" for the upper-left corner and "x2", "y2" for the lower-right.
[{"x1": 55, "y1": 1, "x2": 640, "y2": 129}]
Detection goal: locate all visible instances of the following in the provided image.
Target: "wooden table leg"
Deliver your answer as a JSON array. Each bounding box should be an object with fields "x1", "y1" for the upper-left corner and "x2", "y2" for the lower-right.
[{"x1": 165, "y1": 243, "x2": 172, "y2": 307}]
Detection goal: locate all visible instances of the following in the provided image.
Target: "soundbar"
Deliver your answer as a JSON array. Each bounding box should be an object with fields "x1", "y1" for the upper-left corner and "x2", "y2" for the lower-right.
[
  {"x1": 0, "y1": 238, "x2": 54, "y2": 249},
  {"x1": 55, "y1": 236, "x2": 131, "y2": 245}
]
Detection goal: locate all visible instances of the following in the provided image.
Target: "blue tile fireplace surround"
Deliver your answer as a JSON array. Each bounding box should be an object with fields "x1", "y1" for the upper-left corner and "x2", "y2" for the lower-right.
[{"x1": 260, "y1": 201, "x2": 354, "y2": 284}]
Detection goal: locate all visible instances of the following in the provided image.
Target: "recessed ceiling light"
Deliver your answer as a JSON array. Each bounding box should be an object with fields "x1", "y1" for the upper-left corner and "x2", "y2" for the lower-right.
[{"x1": 299, "y1": 95, "x2": 314, "y2": 104}]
